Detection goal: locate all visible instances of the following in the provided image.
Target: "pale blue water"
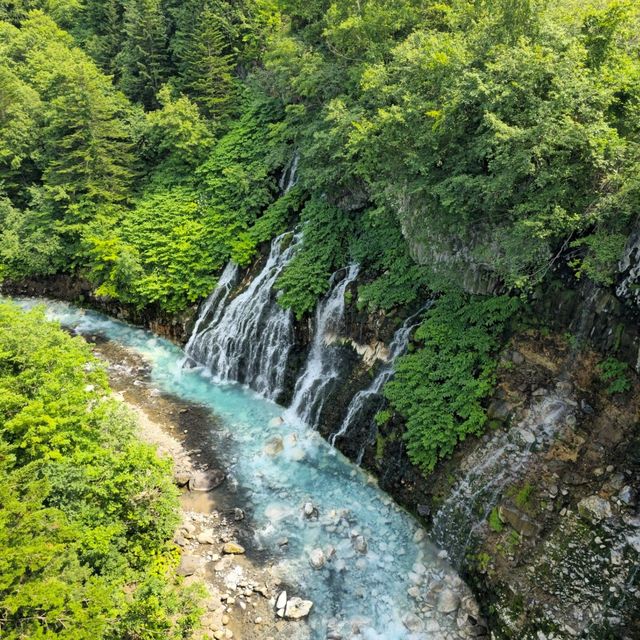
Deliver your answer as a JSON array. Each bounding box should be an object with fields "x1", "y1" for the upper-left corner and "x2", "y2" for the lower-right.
[{"x1": 11, "y1": 299, "x2": 459, "y2": 639}]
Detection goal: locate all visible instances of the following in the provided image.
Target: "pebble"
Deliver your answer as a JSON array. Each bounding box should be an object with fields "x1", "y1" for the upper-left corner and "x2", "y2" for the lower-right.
[
  {"x1": 197, "y1": 530, "x2": 216, "y2": 545},
  {"x1": 309, "y1": 548, "x2": 326, "y2": 569},
  {"x1": 437, "y1": 588, "x2": 461, "y2": 614}
]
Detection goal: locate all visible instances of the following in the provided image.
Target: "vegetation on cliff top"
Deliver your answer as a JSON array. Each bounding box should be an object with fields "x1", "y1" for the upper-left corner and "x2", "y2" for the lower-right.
[
  {"x1": 0, "y1": 302, "x2": 201, "y2": 639},
  {"x1": 0, "y1": 0, "x2": 638, "y2": 313}
]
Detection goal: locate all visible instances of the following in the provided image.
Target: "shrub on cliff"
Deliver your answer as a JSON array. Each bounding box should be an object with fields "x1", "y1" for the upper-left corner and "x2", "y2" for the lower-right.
[{"x1": 384, "y1": 293, "x2": 519, "y2": 473}]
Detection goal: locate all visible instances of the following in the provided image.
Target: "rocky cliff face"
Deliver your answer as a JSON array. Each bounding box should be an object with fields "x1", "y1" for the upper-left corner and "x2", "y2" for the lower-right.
[
  {"x1": 401, "y1": 221, "x2": 640, "y2": 372},
  {"x1": 424, "y1": 334, "x2": 639, "y2": 639},
  {"x1": 617, "y1": 230, "x2": 640, "y2": 315}
]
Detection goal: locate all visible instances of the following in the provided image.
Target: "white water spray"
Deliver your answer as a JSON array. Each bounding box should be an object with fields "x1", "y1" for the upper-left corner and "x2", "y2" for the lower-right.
[
  {"x1": 285, "y1": 264, "x2": 360, "y2": 428},
  {"x1": 431, "y1": 394, "x2": 573, "y2": 564},
  {"x1": 185, "y1": 233, "x2": 301, "y2": 401}
]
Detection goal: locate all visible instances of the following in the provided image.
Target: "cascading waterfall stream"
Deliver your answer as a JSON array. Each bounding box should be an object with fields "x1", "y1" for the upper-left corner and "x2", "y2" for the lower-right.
[
  {"x1": 279, "y1": 152, "x2": 300, "y2": 194},
  {"x1": 285, "y1": 264, "x2": 360, "y2": 428},
  {"x1": 431, "y1": 394, "x2": 573, "y2": 565},
  {"x1": 183, "y1": 155, "x2": 302, "y2": 401},
  {"x1": 329, "y1": 304, "x2": 432, "y2": 462},
  {"x1": 184, "y1": 232, "x2": 301, "y2": 401},
  {"x1": 182, "y1": 261, "x2": 240, "y2": 361}
]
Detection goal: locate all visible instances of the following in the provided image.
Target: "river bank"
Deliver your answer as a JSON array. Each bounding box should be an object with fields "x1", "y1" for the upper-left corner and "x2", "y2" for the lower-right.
[{"x1": 89, "y1": 337, "x2": 310, "y2": 640}]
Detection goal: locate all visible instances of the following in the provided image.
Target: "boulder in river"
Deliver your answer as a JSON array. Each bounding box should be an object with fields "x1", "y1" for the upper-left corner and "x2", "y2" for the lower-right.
[
  {"x1": 353, "y1": 535, "x2": 367, "y2": 554},
  {"x1": 437, "y1": 588, "x2": 461, "y2": 614},
  {"x1": 403, "y1": 613, "x2": 424, "y2": 632},
  {"x1": 265, "y1": 436, "x2": 284, "y2": 456},
  {"x1": 303, "y1": 501, "x2": 319, "y2": 519},
  {"x1": 309, "y1": 548, "x2": 326, "y2": 569},
  {"x1": 284, "y1": 597, "x2": 313, "y2": 620}
]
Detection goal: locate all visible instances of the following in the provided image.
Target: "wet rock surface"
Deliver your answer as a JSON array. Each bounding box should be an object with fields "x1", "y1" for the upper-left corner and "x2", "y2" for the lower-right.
[
  {"x1": 419, "y1": 333, "x2": 640, "y2": 639},
  {"x1": 315, "y1": 312, "x2": 639, "y2": 638}
]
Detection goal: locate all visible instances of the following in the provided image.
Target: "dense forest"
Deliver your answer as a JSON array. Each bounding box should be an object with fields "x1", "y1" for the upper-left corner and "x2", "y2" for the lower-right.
[
  {"x1": 1, "y1": 1, "x2": 640, "y2": 636},
  {"x1": 2, "y1": 0, "x2": 638, "y2": 309}
]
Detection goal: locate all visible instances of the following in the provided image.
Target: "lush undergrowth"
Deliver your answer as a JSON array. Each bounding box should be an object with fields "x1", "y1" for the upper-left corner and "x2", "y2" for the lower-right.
[
  {"x1": 383, "y1": 293, "x2": 519, "y2": 473},
  {"x1": 0, "y1": 302, "x2": 201, "y2": 639}
]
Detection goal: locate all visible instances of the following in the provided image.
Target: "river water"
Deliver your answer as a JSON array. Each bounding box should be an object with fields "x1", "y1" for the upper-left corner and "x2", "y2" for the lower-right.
[{"x1": 11, "y1": 298, "x2": 472, "y2": 640}]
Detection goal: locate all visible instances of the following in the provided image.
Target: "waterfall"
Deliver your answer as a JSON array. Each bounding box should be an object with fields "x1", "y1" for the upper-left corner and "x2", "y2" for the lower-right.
[
  {"x1": 329, "y1": 305, "x2": 432, "y2": 462},
  {"x1": 184, "y1": 232, "x2": 301, "y2": 401},
  {"x1": 285, "y1": 264, "x2": 360, "y2": 428},
  {"x1": 279, "y1": 152, "x2": 300, "y2": 194},
  {"x1": 431, "y1": 394, "x2": 573, "y2": 565},
  {"x1": 183, "y1": 262, "x2": 240, "y2": 359}
]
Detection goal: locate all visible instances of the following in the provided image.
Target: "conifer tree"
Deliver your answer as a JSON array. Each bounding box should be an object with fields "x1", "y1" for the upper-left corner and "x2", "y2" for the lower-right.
[
  {"x1": 173, "y1": 4, "x2": 235, "y2": 119},
  {"x1": 42, "y1": 61, "x2": 133, "y2": 221},
  {"x1": 0, "y1": 64, "x2": 40, "y2": 200},
  {"x1": 116, "y1": 0, "x2": 170, "y2": 108},
  {"x1": 81, "y1": 0, "x2": 125, "y2": 76}
]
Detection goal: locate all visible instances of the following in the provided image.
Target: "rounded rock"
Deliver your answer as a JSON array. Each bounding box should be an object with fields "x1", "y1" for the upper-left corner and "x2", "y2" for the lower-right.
[
  {"x1": 437, "y1": 588, "x2": 461, "y2": 614},
  {"x1": 222, "y1": 542, "x2": 246, "y2": 555}
]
